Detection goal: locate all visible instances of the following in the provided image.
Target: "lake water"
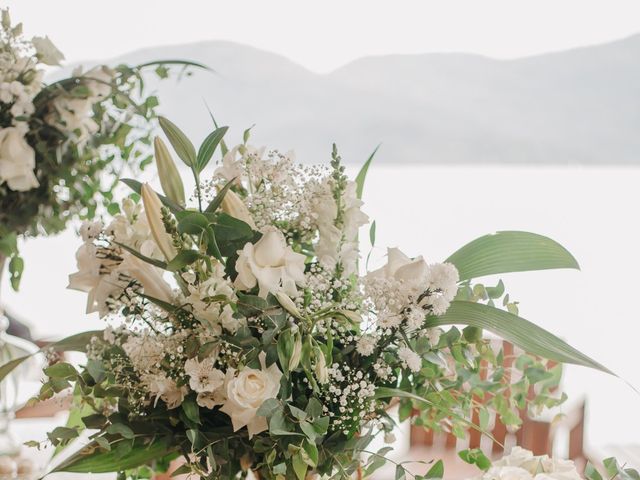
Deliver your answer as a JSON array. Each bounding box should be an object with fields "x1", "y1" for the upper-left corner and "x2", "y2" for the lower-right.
[{"x1": 3, "y1": 165, "x2": 639, "y2": 454}]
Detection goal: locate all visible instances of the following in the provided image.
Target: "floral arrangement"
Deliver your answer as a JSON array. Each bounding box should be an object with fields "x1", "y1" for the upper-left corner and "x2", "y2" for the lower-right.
[
  {"x1": 463, "y1": 447, "x2": 639, "y2": 480},
  {"x1": 0, "y1": 9, "x2": 199, "y2": 289},
  {"x1": 2, "y1": 118, "x2": 610, "y2": 479}
]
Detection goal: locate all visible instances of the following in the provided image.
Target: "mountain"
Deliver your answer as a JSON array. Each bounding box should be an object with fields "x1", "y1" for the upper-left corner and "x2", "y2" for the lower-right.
[{"x1": 61, "y1": 36, "x2": 640, "y2": 164}]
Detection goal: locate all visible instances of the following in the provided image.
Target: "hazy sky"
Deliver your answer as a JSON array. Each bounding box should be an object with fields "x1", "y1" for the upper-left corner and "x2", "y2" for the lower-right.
[{"x1": 5, "y1": 0, "x2": 640, "y2": 72}]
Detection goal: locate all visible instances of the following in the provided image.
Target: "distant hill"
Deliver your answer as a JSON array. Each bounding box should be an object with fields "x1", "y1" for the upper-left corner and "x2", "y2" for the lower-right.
[{"x1": 53, "y1": 36, "x2": 640, "y2": 164}]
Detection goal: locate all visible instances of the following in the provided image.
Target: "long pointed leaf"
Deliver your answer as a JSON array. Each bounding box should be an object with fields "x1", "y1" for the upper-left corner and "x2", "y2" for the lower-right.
[
  {"x1": 355, "y1": 145, "x2": 379, "y2": 199},
  {"x1": 197, "y1": 126, "x2": 228, "y2": 173},
  {"x1": 446, "y1": 231, "x2": 580, "y2": 281},
  {"x1": 0, "y1": 330, "x2": 102, "y2": 382},
  {"x1": 204, "y1": 178, "x2": 235, "y2": 213},
  {"x1": 49, "y1": 438, "x2": 175, "y2": 474},
  {"x1": 426, "y1": 301, "x2": 611, "y2": 374}
]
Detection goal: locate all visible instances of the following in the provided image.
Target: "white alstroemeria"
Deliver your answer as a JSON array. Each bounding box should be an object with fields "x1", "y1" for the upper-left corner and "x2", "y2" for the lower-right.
[
  {"x1": 0, "y1": 127, "x2": 39, "y2": 191},
  {"x1": 142, "y1": 373, "x2": 187, "y2": 410},
  {"x1": 184, "y1": 357, "x2": 225, "y2": 393},
  {"x1": 79, "y1": 220, "x2": 103, "y2": 242},
  {"x1": 31, "y1": 36, "x2": 65, "y2": 66},
  {"x1": 220, "y1": 352, "x2": 282, "y2": 438},
  {"x1": 141, "y1": 183, "x2": 176, "y2": 261},
  {"x1": 235, "y1": 227, "x2": 306, "y2": 298},
  {"x1": 221, "y1": 190, "x2": 256, "y2": 229}
]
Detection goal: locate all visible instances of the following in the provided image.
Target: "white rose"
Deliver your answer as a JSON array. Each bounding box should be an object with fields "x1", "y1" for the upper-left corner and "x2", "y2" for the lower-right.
[
  {"x1": 0, "y1": 127, "x2": 39, "y2": 192},
  {"x1": 480, "y1": 466, "x2": 534, "y2": 480},
  {"x1": 495, "y1": 448, "x2": 540, "y2": 473},
  {"x1": 235, "y1": 227, "x2": 306, "y2": 298},
  {"x1": 220, "y1": 352, "x2": 282, "y2": 438},
  {"x1": 31, "y1": 36, "x2": 65, "y2": 66}
]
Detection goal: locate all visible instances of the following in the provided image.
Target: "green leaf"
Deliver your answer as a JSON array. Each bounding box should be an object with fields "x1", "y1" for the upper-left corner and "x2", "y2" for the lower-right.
[
  {"x1": 167, "y1": 250, "x2": 202, "y2": 271},
  {"x1": 106, "y1": 423, "x2": 135, "y2": 439},
  {"x1": 427, "y1": 301, "x2": 612, "y2": 374},
  {"x1": 196, "y1": 126, "x2": 228, "y2": 172},
  {"x1": 8, "y1": 255, "x2": 23, "y2": 290},
  {"x1": 50, "y1": 438, "x2": 175, "y2": 473},
  {"x1": 121, "y1": 179, "x2": 184, "y2": 213},
  {"x1": 355, "y1": 145, "x2": 379, "y2": 199},
  {"x1": 425, "y1": 460, "x2": 444, "y2": 479},
  {"x1": 44, "y1": 362, "x2": 78, "y2": 380},
  {"x1": 0, "y1": 330, "x2": 101, "y2": 382},
  {"x1": 584, "y1": 462, "x2": 603, "y2": 480},
  {"x1": 446, "y1": 231, "x2": 580, "y2": 281},
  {"x1": 182, "y1": 397, "x2": 201, "y2": 425},
  {"x1": 158, "y1": 117, "x2": 196, "y2": 167},
  {"x1": 292, "y1": 452, "x2": 308, "y2": 480},
  {"x1": 204, "y1": 178, "x2": 235, "y2": 213}
]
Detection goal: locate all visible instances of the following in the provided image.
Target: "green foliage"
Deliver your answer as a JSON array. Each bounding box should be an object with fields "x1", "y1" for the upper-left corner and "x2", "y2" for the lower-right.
[{"x1": 446, "y1": 231, "x2": 580, "y2": 281}]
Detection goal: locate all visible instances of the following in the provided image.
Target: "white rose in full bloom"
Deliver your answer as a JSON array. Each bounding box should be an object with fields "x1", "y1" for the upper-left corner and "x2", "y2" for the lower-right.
[
  {"x1": 235, "y1": 227, "x2": 306, "y2": 298},
  {"x1": 31, "y1": 36, "x2": 65, "y2": 66},
  {"x1": 495, "y1": 447, "x2": 541, "y2": 474},
  {"x1": 0, "y1": 127, "x2": 39, "y2": 191},
  {"x1": 220, "y1": 352, "x2": 282, "y2": 438}
]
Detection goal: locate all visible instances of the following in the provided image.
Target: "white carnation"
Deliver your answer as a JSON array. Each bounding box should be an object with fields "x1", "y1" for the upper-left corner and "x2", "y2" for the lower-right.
[{"x1": 356, "y1": 335, "x2": 377, "y2": 356}]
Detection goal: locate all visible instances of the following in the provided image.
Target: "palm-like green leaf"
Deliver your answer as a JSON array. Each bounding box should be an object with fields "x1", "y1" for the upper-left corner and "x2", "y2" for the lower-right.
[
  {"x1": 49, "y1": 438, "x2": 176, "y2": 474},
  {"x1": 426, "y1": 301, "x2": 611, "y2": 374},
  {"x1": 446, "y1": 231, "x2": 579, "y2": 281}
]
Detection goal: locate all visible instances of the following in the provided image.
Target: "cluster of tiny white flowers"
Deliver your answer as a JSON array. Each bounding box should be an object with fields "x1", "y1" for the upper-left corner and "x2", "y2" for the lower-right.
[
  {"x1": 182, "y1": 264, "x2": 243, "y2": 335},
  {"x1": 295, "y1": 264, "x2": 360, "y2": 314},
  {"x1": 321, "y1": 363, "x2": 378, "y2": 434},
  {"x1": 398, "y1": 346, "x2": 422, "y2": 373}
]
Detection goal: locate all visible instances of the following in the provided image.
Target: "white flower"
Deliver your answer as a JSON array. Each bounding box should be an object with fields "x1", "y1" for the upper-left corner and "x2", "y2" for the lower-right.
[
  {"x1": 67, "y1": 242, "x2": 122, "y2": 316},
  {"x1": 82, "y1": 66, "x2": 114, "y2": 99},
  {"x1": 479, "y1": 466, "x2": 534, "y2": 480},
  {"x1": 0, "y1": 127, "x2": 38, "y2": 191},
  {"x1": 118, "y1": 253, "x2": 173, "y2": 304},
  {"x1": 313, "y1": 180, "x2": 368, "y2": 276},
  {"x1": 220, "y1": 352, "x2": 282, "y2": 438},
  {"x1": 79, "y1": 221, "x2": 103, "y2": 242},
  {"x1": 494, "y1": 447, "x2": 539, "y2": 472},
  {"x1": 235, "y1": 227, "x2": 306, "y2": 298},
  {"x1": 356, "y1": 335, "x2": 377, "y2": 356},
  {"x1": 221, "y1": 190, "x2": 256, "y2": 229},
  {"x1": 123, "y1": 335, "x2": 165, "y2": 373},
  {"x1": 214, "y1": 145, "x2": 244, "y2": 184},
  {"x1": 184, "y1": 357, "x2": 225, "y2": 393},
  {"x1": 427, "y1": 262, "x2": 459, "y2": 299},
  {"x1": 398, "y1": 346, "x2": 422, "y2": 373},
  {"x1": 142, "y1": 373, "x2": 187, "y2": 409},
  {"x1": 368, "y1": 248, "x2": 429, "y2": 285},
  {"x1": 31, "y1": 36, "x2": 64, "y2": 65},
  {"x1": 47, "y1": 96, "x2": 98, "y2": 141}
]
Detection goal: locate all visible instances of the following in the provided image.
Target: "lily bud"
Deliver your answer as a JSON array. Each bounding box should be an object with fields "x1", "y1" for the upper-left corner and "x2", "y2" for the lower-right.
[
  {"x1": 289, "y1": 334, "x2": 302, "y2": 371},
  {"x1": 275, "y1": 291, "x2": 302, "y2": 318},
  {"x1": 221, "y1": 190, "x2": 257, "y2": 229},
  {"x1": 120, "y1": 254, "x2": 173, "y2": 303},
  {"x1": 141, "y1": 183, "x2": 176, "y2": 261},
  {"x1": 314, "y1": 349, "x2": 329, "y2": 384},
  {"x1": 154, "y1": 137, "x2": 185, "y2": 206}
]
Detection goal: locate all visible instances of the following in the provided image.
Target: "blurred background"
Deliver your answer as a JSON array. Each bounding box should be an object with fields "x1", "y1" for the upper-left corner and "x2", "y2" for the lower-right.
[{"x1": 2, "y1": 0, "x2": 640, "y2": 475}]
